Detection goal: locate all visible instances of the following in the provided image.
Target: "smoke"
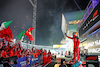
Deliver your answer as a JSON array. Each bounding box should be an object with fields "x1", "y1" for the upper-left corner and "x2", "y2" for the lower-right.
[
  {"x1": 35, "y1": 0, "x2": 90, "y2": 45},
  {"x1": 48, "y1": 15, "x2": 63, "y2": 45},
  {"x1": 36, "y1": 0, "x2": 69, "y2": 45}
]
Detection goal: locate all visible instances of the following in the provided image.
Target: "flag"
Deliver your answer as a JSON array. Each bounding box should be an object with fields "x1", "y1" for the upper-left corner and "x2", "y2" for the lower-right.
[
  {"x1": 21, "y1": 36, "x2": 24, "y2": 42},
  {"x1": 27, "y1": 31, "x2": 33, "y2": 41},
  {"x1": 1, "y1": 20, "x2": 12, "y2": 29},
  {"x1": 24, "y1": 28, "x2": 34, "y2": 41},
  {"x1": 18, "y1": 30, "x2": 25, "y2": 40},
  {"x1": 0, "y1": 27, "x2": 13, "y2": 42},
  {"x1": 29, "y1": 27, "x2": 34, "y2": 31},
  {"x1": 0, "y1": 27, "x2": 3, "y2": 31},
  {"x1": 26, "y1": 27, "x2": 34, "y2": 32}
]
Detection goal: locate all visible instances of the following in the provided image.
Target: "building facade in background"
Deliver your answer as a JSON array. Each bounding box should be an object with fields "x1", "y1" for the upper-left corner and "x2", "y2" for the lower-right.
[{"x1": 78, "y1": 0, "x2": 100, "y2": 56}]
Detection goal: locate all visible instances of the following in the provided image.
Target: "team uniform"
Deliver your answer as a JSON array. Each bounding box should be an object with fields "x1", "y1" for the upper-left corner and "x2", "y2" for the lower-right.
[{"x1": 66, "y1": 32, "x2": 80, "y2": 63}]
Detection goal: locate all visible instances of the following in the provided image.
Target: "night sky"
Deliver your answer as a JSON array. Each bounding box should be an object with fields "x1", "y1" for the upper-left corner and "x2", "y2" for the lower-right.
[
  {"x1": 36, "y1": 0, "x2": 89, "y2": 45},
  {"x1": 0, "y1": 0, "x2": 90, "y2": 45},
  {"x1": 0, "y1": 0, "x2": 33, "y2": 42}
]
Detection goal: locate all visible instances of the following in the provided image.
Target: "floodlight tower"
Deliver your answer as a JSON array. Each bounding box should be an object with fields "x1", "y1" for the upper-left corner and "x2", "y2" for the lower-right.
[{"x1": 29, "y1": 0, "x2": 37, "y2": 45}]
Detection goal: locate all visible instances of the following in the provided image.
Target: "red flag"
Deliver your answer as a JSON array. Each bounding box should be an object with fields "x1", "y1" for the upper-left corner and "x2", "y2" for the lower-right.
[
  {"x1": 29, "y1": 27, "x2": 34, "y2": 31},
  {"x1": 0, "y1": 27, "x2": 13, "y2": 42},
  {"x1": 28, "y1": 33, "x2": 33, "y2": 41},
  {"x1": 24, "y1": 28, "x2": 34, "y2": 41}
]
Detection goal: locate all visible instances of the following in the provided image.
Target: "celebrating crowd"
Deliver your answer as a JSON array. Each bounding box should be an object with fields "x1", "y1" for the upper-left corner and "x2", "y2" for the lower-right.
[{"x1": 0, "y1": 38, "x2": 51, "y2": 67}]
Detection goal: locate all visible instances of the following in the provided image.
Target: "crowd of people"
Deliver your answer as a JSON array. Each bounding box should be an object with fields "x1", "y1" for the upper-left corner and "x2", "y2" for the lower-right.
[{"x1": 0, "y1": 38, "x2": 51, "y2": 67}]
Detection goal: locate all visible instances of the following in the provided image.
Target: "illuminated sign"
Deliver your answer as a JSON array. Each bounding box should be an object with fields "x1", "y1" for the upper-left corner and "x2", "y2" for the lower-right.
[
  {"x1": 79, "y1": 2, "x2": 100, "y2": 36},
  {"x1": 83, "y1": 14, "x2": 99, "y2": 30},
  {"x1": 87, "y1": 39, "x2": 100, "y2": 54},
  {"x1": 88, "y1": 48, "x2": 100, "y2": 53},
  {"x1": 87, "y1": 40, "x2": 100, "y2": 47},
  {"x1": 53, "y1": 45, "x2": 67, "y2": 48},
  {"x1": 69, "y1": 20, "x2": 82, "y2": 25},
  {"x1": 86, "y1": 56, "x2": 97, "y2": 60},
  {"x1": 93, "y1": 10, "x2": 98, "y2": 19}
]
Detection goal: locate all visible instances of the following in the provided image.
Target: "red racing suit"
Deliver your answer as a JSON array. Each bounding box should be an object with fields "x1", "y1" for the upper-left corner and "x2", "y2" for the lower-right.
[
  {"x1": 8, "y1": 45, "x2": 16, "y2": 57},
  {"x1": 66, "y1": 35, "x2": 80, "y2": 62},
  {"x1": 48, "y1": 51, "x2": 51, "y2": 63},
  {"x1": 43, "y1": 51, "x2": 47, "y2": 65}
]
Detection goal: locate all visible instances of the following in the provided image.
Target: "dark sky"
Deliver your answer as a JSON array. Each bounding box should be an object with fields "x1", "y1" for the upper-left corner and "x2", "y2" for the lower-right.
[
  {"x1": 0, "y1": 0, "x2": 90, "y2": 45},
  {"x1": 36, "y1": 0, "x2": 90, "y2": 45},
  {"x1": 0, "y1": 0, "x2": 33, "y2": 42}
]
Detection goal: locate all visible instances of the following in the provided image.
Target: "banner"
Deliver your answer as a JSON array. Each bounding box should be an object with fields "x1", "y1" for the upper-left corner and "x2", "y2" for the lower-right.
[
  {"x1": 61, "y1": 14, "x2": 69, "y2": 36},
  {"x1": 30, "y1": 55, "x2": 39, "y2": 65},
  {"x1": 79, "y1": 2, "x2": 100, "y2": 36},
  {"x1": 16, "y1": 57, "x2": 27, "y2": 67},
  {"x1": 15, "y1": 56, "x2": 39, "y2": 67}
]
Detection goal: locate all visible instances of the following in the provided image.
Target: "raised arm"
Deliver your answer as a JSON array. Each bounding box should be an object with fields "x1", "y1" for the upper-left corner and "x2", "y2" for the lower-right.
[
  {"x1": 66, "y1": 36, "x2": 73, "y2": 39},
  {"x1": 65, "y1": 33, "x2": 73, "y2": 39}
]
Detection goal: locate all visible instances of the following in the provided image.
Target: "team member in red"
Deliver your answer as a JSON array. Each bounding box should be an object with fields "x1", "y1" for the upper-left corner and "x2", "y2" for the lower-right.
[
  {"x1": 48, "y1": 50, "x2": 51, "y2": 63},
  {"x1": 65, "y1": 32, "x2": 80, "y2": 63},
  {"x1": 40, "y1": 48, "x2": 43, "y2": 55},
  {"x1": 17, "y1": 48, "x2": 21, "y2": 58},
  {"x1": 2, "y1": 50, "x2": 7, "y2": 58},
  {"x1": 8, "y1": 44, "x2": 16, "y2": 57},
  {"x1": 37, "y1": 50, "x2": 40, "y2": 56},
  {"x1": 43, "y1": 50, "x2": 47, "y2": 65}
]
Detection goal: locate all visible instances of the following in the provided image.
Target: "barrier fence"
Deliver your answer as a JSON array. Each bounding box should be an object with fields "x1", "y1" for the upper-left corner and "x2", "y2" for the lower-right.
[
  {"x1": 13, "y1": 55, "x2": 40, "y2": 67},
  {"x1": 12, "y1": 54, "x2": 50, "y2": 67}
]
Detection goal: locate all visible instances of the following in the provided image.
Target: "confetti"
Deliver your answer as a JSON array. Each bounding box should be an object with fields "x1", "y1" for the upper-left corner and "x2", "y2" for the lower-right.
[
  {"x1": 23, "y1": 24, "x2": 25, "y2": 26},
  {"x1": 26, "y1": 16, "x2": 29, "y2": 18},
  {"x1": 14, "y1": 26, "x2": 16, "y2": 28},
  {"x1": 22, "y1": 27, "x2": 24, "y2": 29}
]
